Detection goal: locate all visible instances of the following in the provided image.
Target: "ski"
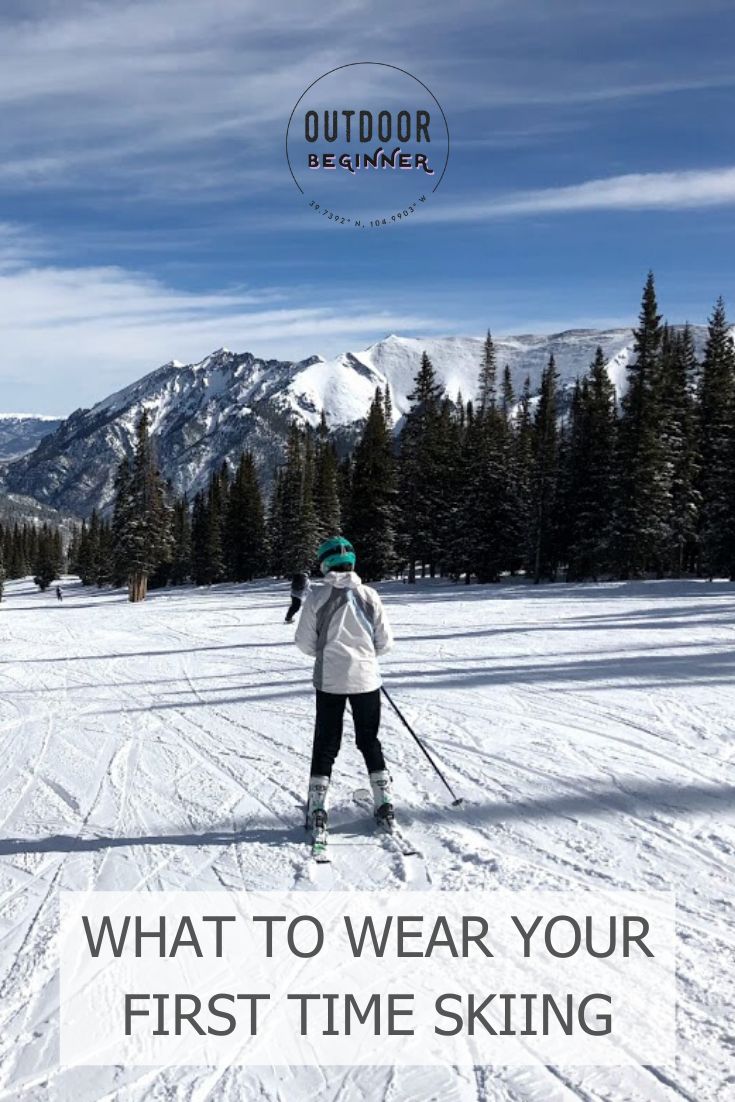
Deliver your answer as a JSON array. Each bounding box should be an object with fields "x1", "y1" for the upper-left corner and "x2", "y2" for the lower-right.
[
  {"x1": 352, "y1": 787, "x2": 420, "y2": 857},
  {"x1": 377, "y1": 818, "x2": 419, "y2": 857}
]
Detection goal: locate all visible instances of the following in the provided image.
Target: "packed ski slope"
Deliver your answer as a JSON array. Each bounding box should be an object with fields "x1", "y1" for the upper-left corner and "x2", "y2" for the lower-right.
[{"x1": 0, "y1": 576, "x2": 733, "y2": 1102}]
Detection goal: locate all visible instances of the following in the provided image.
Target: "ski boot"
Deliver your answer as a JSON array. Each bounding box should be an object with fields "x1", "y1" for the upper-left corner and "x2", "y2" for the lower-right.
[{"x1": 369, "y1": 770, "x2": 395, "y2": 831}]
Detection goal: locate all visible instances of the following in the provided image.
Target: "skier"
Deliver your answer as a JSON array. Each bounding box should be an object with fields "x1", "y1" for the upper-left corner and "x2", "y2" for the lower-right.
[
  {"x1": 295, "y1": 536, "x2": 394, "y2": 849},
  {"x1": 56, "y1": 586, "x2": 63, "y2": 602},
  {"x1": 285, "y1": 571, "x2": 310, "y2": 624}
]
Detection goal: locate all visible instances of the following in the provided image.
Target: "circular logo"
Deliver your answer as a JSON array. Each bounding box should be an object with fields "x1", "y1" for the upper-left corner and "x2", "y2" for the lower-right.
[{"x1": 286, "y1": 62, "x2": 449, "y2": 228}]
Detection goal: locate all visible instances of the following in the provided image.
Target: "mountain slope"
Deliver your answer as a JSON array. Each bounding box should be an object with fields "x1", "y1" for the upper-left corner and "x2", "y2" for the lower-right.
[
  {"x1": 0, "y1": 491, "x2": 79, "y2": 532},
  {"x1": 2, "y1": 327, "x2": 711, "y2": 517},
  {"x1": 0, "y1": 414, "x2": 62, "y2": 461},
  {"x1": 305, "y1": 329, "x2": 640, "y2": 423}
]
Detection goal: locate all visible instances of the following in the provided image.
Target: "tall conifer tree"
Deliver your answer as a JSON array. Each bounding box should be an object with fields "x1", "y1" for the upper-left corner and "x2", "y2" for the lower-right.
[
  {"x1": 399, "y1": 352, "x2": 444, "y2": 582},
  {"x1": 226, "y1": 451, "x2": 268, "y2": 581},
  {"x1": 312, "y1": 413, "x2": 341, "y2": 542},
  {"x1": 660, "y1": 326, "x2": 700, "y2": 574},
  {"x1": 113, "y1": 411, "x2": 172, "y2": 601},
  {"x1": 565, "y1": 348, "x2": 617, "y2": 579},
  {"x1": 612, "y1": 273, "x2": 668, "y2": 577},
  {"x1": 699, "y1": 298, "x2": 735, "y2": 577},
  {"x1": 348, "y1": 388, "x2": 398, "y2": 580},
  {"x1": 170, "y1": 496, "x2": 193, "y2": 585},
  {"x1": 529, "y1": 356, "x2": 560, "y2": 582},
  {"x1": 466, "y1": 338, "x2": 514, "y2": 582}
]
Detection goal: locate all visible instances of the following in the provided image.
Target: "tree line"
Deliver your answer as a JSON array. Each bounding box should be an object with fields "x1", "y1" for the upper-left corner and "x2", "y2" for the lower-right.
[
  {"x1": 0, "y1": 521, "x2": 64, "y2": 599},
  {"x1": 393, "y1": 273, "x2": 735, "y2": 584},
  {"x1": 70, "y1": 273, "x2": 735, "y2": 600}
]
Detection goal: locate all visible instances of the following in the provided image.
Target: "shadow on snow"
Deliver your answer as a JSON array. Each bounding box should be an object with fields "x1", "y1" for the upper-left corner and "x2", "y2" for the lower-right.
[{"x1": 1, "y1": 780, "x2": 732, "y2": 857}]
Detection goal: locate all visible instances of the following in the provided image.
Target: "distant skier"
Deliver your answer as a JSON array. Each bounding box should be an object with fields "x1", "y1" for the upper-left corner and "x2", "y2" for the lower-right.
[
  {"x1": 295, "y1": 536, "x2": 394, "y2": 848},
  {"x1": 56, "y1": 586, "x2": 63, "y2": 602},
  {"x1": 285, "y1": 571, "x2": 310, "y2": 623}
]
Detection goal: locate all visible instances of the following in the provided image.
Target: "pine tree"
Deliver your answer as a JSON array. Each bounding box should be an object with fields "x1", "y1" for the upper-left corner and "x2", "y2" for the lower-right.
[
  {"x1": 434, "y1": 395, "x2": 465, "y2": 578},
  {"x1": 699, "y1": 297, "x2": 735, "y2": 578},
  {"x1": 513, "y1": 376, "x2": 534, "y2": 574},
  {"x1": 277, "y1": 424, "x2": 318, "y2": 574},
  {"x1": 204, "y1": 465, "x2": 227, "y2": 584},
  {"x1": 555, "y1": 380, "x2": 579, "y2": 576},
  {"x1": 529, "y1": 356, "x2": 561, "y2": 582},
  {"x1": 54, "y1": 528, "x2": 64, "y2": 578},
  {"x1": 113, "y1": 410, "x2": 173, "y2": 601},
  {"x1": 384, "y1": 384, "x2": 394, "y2": 429},
  {"x1": 565, "y1": 348, "x2": 617, "y2": 580},
  {"x1": 267, "y1": 469, "x2": 287, "y2": 577},
  {"x1": 454, "y1": 400, "x2": 477, "y2": 583},
  {"x1": 111, "y1": 459, "x2": 132, "y2": 585},
  {"x1": 398, "y1": 351, "x2": 445, "y2": 581},
  {"x1": 75, "y1": 518, "x2": 89, "y2": 584},
  {"x1": 241, "y1": 452, "x2": 269, "y2": 579},
  {"x1": 96, "y1": 518, "x2": 114, "y2": 586},
  {"x1": 301, "y1": 432, "x2": 318, "y2": 566},
  {"x1": 225, "y1": 452, "x2": 268, "y2": 581},
  {"x1": 187, "y1": 467, "x2": 229, "y2": 586},
  {"x1": 33, "y1": 523, "x2": 61, "y2": 591},
  {"x1": 466, "y1": 342, "x2": 514, "y2": 583},
  {"x1": 659, "y1": 326, "x2": 700, "y2": 574},
  {"x1": 612, "y1": 272, "x2": 669, "y2": 577},
  {"x1": 312, "y1": 413, "x2": 341, "y2": 543},
  {"x1": 1, "y1": 526, "x2": 9, "y2": 579},
  {"x1": 348, "y1": 387, "x2": 398, "y2": 581},
  {"x1": 67, "y1": 525, "x2": 81, "y2": 576},
  {"x1": 501, "y1": 365, "x2": 515, "y2": 414},
  {"x1": 478, "y1": 331, "x2": 498, "y2": 412},
  {"x1": 439, "y1": 394, "x2": 465, "y2": 581},
  {"x1": 191, "y1": 490, "x2": 209, "y2": 585},
  {"x1": 337, "y1": 455, "x2": 353, "y2": 525},
  {"x1": 9, "y1": 522, "x2": 27, "y2": 577},
  {"x1": 169, "y1": 496, "x2": 193, "y2": 585},
  {"x1": 80, "y1": 510, "x2": 101, "y2": 586}
]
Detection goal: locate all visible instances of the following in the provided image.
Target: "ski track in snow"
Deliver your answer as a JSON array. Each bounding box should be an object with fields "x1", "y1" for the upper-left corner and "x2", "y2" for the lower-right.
[{"x1": 0, "y1": 575, "x2": 732, "y2": 1102}]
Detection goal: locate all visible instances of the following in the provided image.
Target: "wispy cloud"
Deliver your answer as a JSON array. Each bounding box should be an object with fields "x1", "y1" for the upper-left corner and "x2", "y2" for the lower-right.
[
  {"x1": 0, "y1": 1, "x2": 731, "y2": 201},
  {"x1": 0, "y1": 1, "x2": 732, "y2": 415},
  {"x1": 0, "y1": 225, "x2": 448, "y2": 414},
  {"x1": 446, "y1": 71, "x2": 735, "y2": 111},
  {"x1": 424, "y1": 167, "x2": 735, "y2": 222},
  {"x1": 0, "y1": 1, "x2": 350, "y2": 199}
]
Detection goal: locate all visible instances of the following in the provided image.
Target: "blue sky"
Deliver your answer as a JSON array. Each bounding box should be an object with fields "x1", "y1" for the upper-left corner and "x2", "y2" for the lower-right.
[{"x1": 0, "y1": 0, "x2": 734, "y2": 414}]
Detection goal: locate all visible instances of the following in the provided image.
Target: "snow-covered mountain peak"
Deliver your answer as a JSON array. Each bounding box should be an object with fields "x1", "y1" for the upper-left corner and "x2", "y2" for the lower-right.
[
  {"x1": 197, "y1": 347, "x2": 235, "y2": 369},
  {"x1": 3, "y1": 325, "x2": 715, "y2": 517}
]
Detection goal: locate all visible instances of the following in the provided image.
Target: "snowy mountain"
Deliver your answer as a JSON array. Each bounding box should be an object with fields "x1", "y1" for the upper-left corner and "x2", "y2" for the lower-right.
[
  {"x1": 1, "y1": 327, "x2": 712, "y2": 517},
  {"x1": 0, "y1": 490, "x2": 79, "y2": 532},
  {"x1": 310, "y1": 330, "x2": 638, "y2": 422},
  {"x1": 0, "y1": 414, "x2": 62, "y2": 461}
]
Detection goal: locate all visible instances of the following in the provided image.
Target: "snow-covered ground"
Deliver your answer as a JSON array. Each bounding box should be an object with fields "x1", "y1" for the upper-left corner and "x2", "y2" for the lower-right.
[{"x1": 0, "y1": 575, "x2": 733, "y2": 1101}]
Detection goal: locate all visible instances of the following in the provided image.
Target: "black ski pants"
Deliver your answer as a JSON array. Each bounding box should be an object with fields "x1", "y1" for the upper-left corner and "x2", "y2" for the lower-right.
[
  {"x1": 285, "y1": 596, "x2": 302, "y2": 622},
  {"x1": 310, "y1": 688, "x2": 385, "y2": 777}
]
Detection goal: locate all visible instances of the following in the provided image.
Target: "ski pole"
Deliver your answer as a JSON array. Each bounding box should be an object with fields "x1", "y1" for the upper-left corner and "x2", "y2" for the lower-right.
[{"x1": 381, "y1": 685, "x2": 463, "y2": 807}]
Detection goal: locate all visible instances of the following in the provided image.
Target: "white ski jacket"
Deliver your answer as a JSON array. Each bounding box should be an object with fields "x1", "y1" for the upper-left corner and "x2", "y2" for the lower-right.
[{"x1": 294, "y1": 570, "x2": 394, "y2": 694}]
